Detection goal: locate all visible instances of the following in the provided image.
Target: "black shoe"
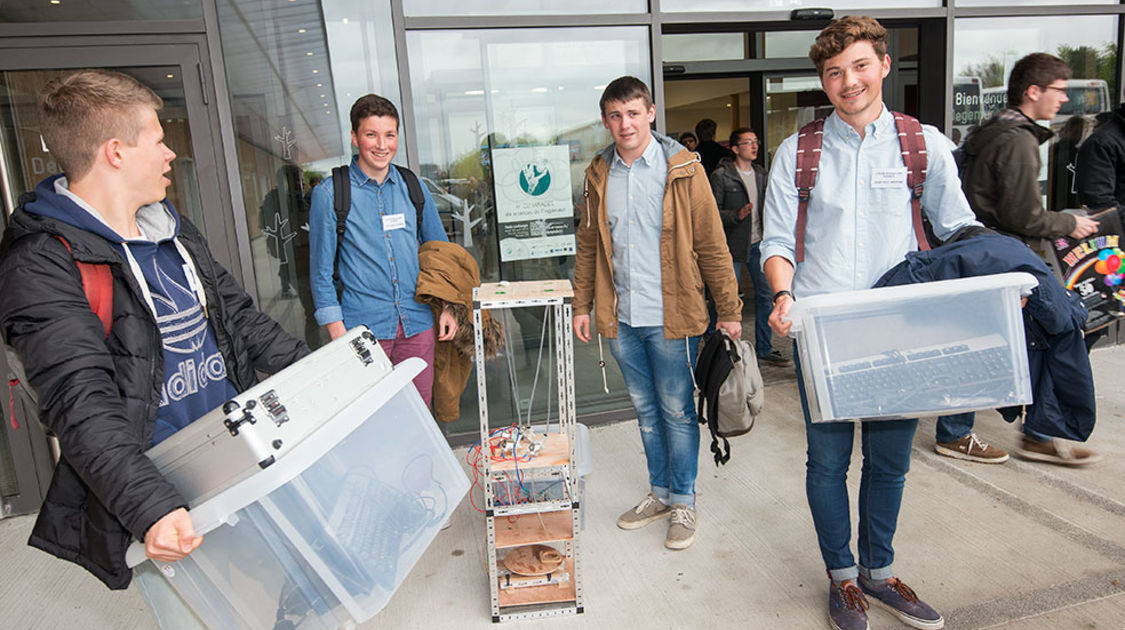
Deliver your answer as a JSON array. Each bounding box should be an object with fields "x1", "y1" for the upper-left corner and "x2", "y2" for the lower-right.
[{"x1": 758, "y1": 350, "x2": 790, "y2": 366}]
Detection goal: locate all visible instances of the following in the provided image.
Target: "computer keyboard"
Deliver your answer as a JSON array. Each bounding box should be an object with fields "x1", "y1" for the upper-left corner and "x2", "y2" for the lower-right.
[
  {"x1": 324, "y1": 471, "x2": 429, "y2": 594},
  {"x1": 824, "y1": 334, "x2": 1017, "y2": 419}
]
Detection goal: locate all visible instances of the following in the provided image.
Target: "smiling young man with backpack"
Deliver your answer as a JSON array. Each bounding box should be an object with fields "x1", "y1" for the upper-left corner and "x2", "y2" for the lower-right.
[
  {"x1": 308, "y1": 94, "x2": 456, "y2": 407},
  {"x1": 760, "y1": 16, "x2": 980, "y2": 630}
]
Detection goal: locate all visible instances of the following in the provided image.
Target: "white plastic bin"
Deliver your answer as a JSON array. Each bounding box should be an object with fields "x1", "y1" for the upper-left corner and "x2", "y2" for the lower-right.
[
  {"x1": 786, "y1": 273, "x2": 1037, "y2": 422},
  {"x1": 138, "y1": 359, "x2": 469, "y2": 629}
]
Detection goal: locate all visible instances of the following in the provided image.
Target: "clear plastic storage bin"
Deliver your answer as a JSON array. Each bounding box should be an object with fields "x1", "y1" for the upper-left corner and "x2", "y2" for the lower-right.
[
  {"x1": 137, "y1": 359, "x2": 469, "y2": 629},
  {"x1": 786, "y1": 273, "x2": 1038, "y2": 422}
]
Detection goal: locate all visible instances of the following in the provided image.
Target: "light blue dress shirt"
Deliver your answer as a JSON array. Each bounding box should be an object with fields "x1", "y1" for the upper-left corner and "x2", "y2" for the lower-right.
[
  {"x1": 760, "y1": 106, "x2": 980, "y2": 299},
  {"x1": 308, "y1": 158, "x2": 448, "y2": 339},
  {"x1": 606, "y1": 136, "x2": 668, "y2": 327}
]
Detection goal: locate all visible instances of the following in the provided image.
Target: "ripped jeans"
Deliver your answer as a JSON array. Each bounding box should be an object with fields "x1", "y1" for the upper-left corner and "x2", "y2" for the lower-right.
[{"x1": 609, "y1": 322, "x2": 701, "y2": 507}]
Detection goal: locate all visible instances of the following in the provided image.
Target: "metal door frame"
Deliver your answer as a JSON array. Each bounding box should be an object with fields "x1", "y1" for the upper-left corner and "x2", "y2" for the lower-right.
[{"x1": 0, "y1": 35, "x2": 243, "y2": 280}]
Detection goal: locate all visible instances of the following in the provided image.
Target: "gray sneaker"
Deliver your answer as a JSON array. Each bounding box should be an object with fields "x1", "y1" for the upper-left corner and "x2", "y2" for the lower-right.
[
  {"x1": 616, "y1": 493, "x2": 671, "y2": 530},
  {"x1": 664, "y1": 504, "x2": 696, "y2": 550}
]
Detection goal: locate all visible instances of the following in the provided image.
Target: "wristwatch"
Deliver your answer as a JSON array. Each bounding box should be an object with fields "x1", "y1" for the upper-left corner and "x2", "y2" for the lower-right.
[{"x1": 773, "y1": 289, "x2": 794, "y2": 304}]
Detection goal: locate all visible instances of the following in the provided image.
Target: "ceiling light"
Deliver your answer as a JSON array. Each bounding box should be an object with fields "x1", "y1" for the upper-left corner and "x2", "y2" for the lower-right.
[
  {"x1": 322, "y1": 102, "x2": 328, "y2": 106},
  {"x1": 342, "y1": 18, "x2": 349, "y2": 24},
  {"x1": 297, "y1": 28, "x2": 307, "y2": 33},
  {"x1": 465, "y1": 90, "x2": 484, "y2": 96},
  {"x1": 166, "y1": 74, "x2": 175, "y2": 79},
  {"x1": 49, "y1": 0, "x2": 61, "y2": 4},
  {"x1": 316, "y1": 83, "x2": 323, "y2": 87},
  {"x1": 319, "y1": 94, "x2": 325, "y2": 98},
  {"x1": 531, "y1": 87, "x2": 548, "y2": 93},
  {"x1": 312, "y1": 69, "x2": 319, "y2": 74},
  {"x1": 594, "y1": 84, "x2": 606, "y2": 90},
  {"x1": 306, "y1": 52, "x2": 313, "y2": 56},
  {"x1": 326, "y1": 110, "x2": 332, "y2": 115}
]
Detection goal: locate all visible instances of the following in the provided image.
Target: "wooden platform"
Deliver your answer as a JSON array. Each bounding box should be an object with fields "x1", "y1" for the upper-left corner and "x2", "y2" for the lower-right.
[
  {"x1": 490, "y1": 432, "x2": 570, "y2": 472},
  {"x1": 476, "y1": 280, "x2": 573, "y2": 304},
  {"x1": 494, "y1": 510, "x2": 574, "y2": 548},
  {"x1": 497, "y1": 557, "x2": 576, "y2": 608}
]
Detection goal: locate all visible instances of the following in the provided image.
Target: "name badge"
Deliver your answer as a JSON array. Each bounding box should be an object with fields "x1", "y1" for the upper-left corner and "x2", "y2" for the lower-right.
[
  {"x1": 871, "y1": 167, "x2": 907, "y2": 188},
  {"x1": 382, "y1": 213, "x2": 407, "y2": 231}
]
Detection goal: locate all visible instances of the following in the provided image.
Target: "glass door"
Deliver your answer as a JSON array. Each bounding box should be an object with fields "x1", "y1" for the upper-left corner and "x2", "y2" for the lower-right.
[{"x1": 0, "y1": 42, "x2": 228, "y2": 518}]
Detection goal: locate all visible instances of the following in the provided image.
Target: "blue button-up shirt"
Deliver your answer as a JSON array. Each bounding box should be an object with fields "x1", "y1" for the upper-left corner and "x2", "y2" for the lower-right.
[
  {"x1": 606, "y1": 137, "x2": 667, "y2": 327},
  {"x1": 760, "y1": 106, "x2": 980, "y2": 299},
  {"x1": 309, "y1": 159, "x2": 447, "y2": 339}
]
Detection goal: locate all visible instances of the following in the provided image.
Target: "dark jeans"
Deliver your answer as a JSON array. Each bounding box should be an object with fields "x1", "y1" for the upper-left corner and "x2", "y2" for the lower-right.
[{"x1": 795, "y1": 343, "x2": 916, "y2": 582}]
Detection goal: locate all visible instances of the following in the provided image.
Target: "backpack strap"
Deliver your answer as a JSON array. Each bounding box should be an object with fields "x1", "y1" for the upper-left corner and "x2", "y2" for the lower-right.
[
  {"x1": 892, "y1": 112, "x2": 931, "y2": 254},
  {"x1": 331, "y1": 165, "x2": 351, "y2": 291},
  {"x1": 53, "y1": 235, "x2": 113, "y2": 338},
  {"x1": 694, "y1": 332, "x2": 734, "y2": 466},
  {"x1": 793, "y1": 118, "x2": 825, "y2": 263},
  {"x1": 394, "y1": 165, "x2": 428, "y2": 244}
]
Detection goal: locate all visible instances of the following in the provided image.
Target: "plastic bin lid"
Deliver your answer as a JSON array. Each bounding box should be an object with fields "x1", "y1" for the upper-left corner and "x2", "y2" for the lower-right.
[
  {"x1": 125, "y1": 358, "x2": 425, "y2": 569},
  {"x1": 785, "y1": 272, "x2": 1038, "y2": 334}
]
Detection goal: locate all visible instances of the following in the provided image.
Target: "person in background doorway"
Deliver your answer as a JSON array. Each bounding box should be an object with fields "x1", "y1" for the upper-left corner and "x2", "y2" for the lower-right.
[
  {"x1": 694, "y1": 118, "x2": 734, "y2": 175},
  {"x1": 679, "y1": 131, "x2": 698, "y2": 151},
  {"x1": 573, "y1": 76, "x2": 741, "y2": 551},
  {"x1": 709, "y1": 127, "x2": 787, "y2": 365},
  {"x1": 1075, "y1": 92, "x2": 1125, "y2": 215}
]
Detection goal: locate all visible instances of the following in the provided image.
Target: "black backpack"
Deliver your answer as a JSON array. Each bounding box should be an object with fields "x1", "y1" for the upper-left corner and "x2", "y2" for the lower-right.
[
  {"x1": 694, "y1": 331, "x2": 764, "y2": 466},
  {"x1": 330, "y1": 164, "x2": 427, "y2": 289}
]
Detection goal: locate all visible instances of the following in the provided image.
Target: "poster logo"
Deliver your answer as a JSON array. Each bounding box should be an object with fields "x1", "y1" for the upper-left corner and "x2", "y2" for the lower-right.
[{"x1": 518, "y1": 162, "x2": 551, "y2": 197}]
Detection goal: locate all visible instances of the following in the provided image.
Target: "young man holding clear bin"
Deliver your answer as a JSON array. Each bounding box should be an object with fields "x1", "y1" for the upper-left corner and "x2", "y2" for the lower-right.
[{"x1": 760, "y1": 16, "x2": 979, "y2": 630}]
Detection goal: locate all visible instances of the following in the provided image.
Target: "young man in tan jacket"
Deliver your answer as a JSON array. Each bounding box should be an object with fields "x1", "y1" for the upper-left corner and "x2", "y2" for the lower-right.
[{"x1": 572, "y1": 76, "x2": 741, "y2": 550}]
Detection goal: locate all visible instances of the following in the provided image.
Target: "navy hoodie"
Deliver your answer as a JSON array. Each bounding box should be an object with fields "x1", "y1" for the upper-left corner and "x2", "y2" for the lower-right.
[{"x1": 25, "y1": 175, "x2": 238, "y2": 445}]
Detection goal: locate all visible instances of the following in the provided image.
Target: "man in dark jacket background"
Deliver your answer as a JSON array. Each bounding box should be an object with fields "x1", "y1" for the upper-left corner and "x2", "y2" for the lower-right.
[
  {"x1": 694, "y1": 118, "x2": 734, "y2": 175},
  {"x1": 937, "y1": 53, "x2": 1099, "y2": 466},
  {"x1": 1075, "y1": 98, "x2": 1125, "y2": 214},
  {"x1": 0, "y1": 70, "x2": 308, "y2": 593},
  {"x1": 709, "y1": 127, "x2": 786, "y2": 365}
]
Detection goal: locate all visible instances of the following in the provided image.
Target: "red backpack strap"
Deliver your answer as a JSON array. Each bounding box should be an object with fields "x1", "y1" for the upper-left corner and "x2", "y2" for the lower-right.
[
  {"x1": 892, "y1": 112, "x2": 931, "y2": 253},
  {"x1": 53, "y1": 235, "x2": 113, "y2": 338},
  {"x1": 793, "y1": 118, "x2": 825, "y2": 263}
]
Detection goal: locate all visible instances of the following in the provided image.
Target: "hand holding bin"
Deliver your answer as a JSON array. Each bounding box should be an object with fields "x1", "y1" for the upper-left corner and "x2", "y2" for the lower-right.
[
  {"x1": 784, "y1": 272, "x2": 1038, "y2": 422},
  {"x1": 126, "y1": 329, "x2": 469, "y2": 629}
]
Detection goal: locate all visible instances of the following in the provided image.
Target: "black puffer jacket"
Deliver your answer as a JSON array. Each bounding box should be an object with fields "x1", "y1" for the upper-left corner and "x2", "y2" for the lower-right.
[
  {"x1": 0, "y1": 192, "x2": 308, "y2": 590},
  {"x1": 962, "y1": 108, "x2": 1076, "y2": 239},
  {"x1": 1076, "y1": 104, "x2": 1125, "y2": 212}
]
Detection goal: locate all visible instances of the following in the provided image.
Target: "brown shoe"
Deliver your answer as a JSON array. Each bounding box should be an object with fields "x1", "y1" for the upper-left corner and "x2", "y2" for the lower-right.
[
  {"x1": 934, "y1": 433, "x2": 1009, "y2": 464},
  {"x1": 1016, "y1": 436, "x2": 1101, "y2": 466}
]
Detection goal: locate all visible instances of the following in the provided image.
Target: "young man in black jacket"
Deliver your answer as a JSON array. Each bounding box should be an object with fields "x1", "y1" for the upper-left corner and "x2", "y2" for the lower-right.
[
  {"x1": 1076, "y1": 100, "x2": 1125, "y2": 214},
  {"x1": 0, "y1": 70, "x2": 308, "y2": 592}
]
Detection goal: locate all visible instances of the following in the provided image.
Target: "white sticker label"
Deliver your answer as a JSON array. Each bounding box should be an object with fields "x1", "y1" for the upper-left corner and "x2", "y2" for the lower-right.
[
  {"x1": 382, "y1": 213, "x2": 407, "y2": 231},
  {"x1": 871, "y1": 168, "x2": 907, "y2": 188}
]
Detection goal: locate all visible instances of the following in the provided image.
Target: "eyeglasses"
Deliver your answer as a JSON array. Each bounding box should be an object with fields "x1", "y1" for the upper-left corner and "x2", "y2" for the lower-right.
[
  {"x1": 1041, "y1": 85, "x2": 1068, "y2": 95},
  {"x1": 735, "y1": 139, "x2": 759, "y2": 147}
]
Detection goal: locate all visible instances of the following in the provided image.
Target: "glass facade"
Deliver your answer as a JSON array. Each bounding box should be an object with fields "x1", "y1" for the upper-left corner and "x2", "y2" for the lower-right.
[{"x1": 0, "y1": 2, "x2": 1120, "y2": 439}]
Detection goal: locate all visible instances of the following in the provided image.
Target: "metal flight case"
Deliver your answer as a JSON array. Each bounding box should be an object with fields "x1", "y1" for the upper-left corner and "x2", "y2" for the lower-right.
[{"x1": 144, "y1": 326, "x2": 392, "y2": 507}]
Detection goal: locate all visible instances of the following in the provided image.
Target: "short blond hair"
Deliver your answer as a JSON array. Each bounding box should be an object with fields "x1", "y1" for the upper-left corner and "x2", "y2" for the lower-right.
[
  {"x1": 808, "y1": 16, "x2": 888, "y2": 75},
  {"x1": 38, "y1": 70, "x2": 162, "y2": 180}
]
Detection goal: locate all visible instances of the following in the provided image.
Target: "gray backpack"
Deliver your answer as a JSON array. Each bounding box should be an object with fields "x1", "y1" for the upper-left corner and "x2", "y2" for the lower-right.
[{"x1": 694, "y1": 330, "x2": 764, "y2": 465}]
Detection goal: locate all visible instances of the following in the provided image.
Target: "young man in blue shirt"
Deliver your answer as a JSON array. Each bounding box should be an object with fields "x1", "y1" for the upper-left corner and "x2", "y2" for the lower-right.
[
  {"x1": 761, "y1": 16, "x2": 979, "y2": 630},
  {"x1": 309, "y1": 95, "x2": 456, "y2": 407}
]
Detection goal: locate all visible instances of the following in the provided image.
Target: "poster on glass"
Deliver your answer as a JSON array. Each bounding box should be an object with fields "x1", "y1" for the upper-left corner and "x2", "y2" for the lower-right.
[{"x1": 493, "y1": 145, "x2": 576, "y2": 262}]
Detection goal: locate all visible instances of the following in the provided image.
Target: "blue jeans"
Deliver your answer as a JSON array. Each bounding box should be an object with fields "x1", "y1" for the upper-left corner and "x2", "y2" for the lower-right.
[
  {"x1": 936, "y1": 412, "x2": 1053, "y2": 443},
  {"x1": 609, "y1": 323, "x2": 701, "y2": 507},
  {"x1": 745, "y1": 242, "x2": 774, "y2": 356},
  {"x1": 795, "y1": 343, "x2": 916, "y2": 583}
]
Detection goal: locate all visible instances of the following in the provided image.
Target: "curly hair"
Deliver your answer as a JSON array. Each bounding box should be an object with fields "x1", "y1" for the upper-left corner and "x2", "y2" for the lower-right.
[{"x1": 808, "y1": 15, "x2": 888, "y2": 74}]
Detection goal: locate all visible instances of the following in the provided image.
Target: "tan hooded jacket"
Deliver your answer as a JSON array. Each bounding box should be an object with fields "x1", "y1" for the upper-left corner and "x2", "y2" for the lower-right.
[{"x1": 574, "y1": 132, "x2": 742, "y2": 339}]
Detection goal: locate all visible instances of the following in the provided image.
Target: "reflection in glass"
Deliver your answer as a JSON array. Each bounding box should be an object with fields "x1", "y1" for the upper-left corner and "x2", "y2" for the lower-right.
[
  {"x1": 953, "y1": 16, "x2": 1119, "y2": 210},
  {"x1": 661, "y1": 0, "x2": 936, "y2": 11},
  {"x1": 0, "y1": 0, "x2": 202, "y2": 22},
  {"x1": 404, "y1": 0, "x2": 644, "y2": 17},
  {"x1": 662, "y1": 33, "x2": 746, "y2": 62},
  {"x1": 407, "y1": 26, "x2": 649, "y2": 433},
  {"x1": 0, "y1": 67, "x2": 204, "y2": 231},
  {"x1": 216, "y1": 0, "x2": 396, "y2": 350}
]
